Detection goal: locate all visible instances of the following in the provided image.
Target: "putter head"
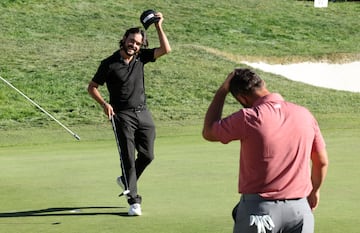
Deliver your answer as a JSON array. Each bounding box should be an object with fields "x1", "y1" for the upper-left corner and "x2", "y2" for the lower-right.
[{"x1": 119, "y1": 190, "x2": 130, "y2": 197}]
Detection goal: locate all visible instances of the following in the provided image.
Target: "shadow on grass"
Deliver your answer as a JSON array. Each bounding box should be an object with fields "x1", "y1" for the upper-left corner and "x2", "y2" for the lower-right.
[{"x1": 0, "y1": 206, "x2": 131, "y2": 218}]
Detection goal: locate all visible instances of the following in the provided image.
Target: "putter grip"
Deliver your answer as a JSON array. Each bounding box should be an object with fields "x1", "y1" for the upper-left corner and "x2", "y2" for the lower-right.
[{"x1": 119, "y1": 190, "x2": 130, "y2": 197}]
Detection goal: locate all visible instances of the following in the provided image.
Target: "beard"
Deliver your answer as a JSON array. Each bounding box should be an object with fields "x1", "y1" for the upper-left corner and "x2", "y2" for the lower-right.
[
  {"x1": 123, "y1": 44, "x2": 138, "y2": 57},
  {"x1": 239, "y1": 100, "x2": 251, "y2": 108}
]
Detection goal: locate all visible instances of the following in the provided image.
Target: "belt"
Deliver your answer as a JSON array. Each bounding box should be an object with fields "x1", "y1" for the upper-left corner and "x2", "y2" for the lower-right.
[
  {"x1": 241, "y1": 194, "x2": 302, "y2": 202},
  {"x1": 115, "y1": 104, "x2": 146, "y2": 113},
  {"x1": 132, "y1": 104, "x2": 146, "y2": 113}
]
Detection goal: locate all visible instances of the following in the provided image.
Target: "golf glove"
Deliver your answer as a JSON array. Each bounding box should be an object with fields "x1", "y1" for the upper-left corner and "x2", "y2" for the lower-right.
[{"x1": 249, "y1": 215, "x2": 275, "y2": 233}]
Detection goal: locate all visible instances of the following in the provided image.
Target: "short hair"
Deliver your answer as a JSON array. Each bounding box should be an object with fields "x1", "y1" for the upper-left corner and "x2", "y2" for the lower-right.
[
  {"x1": 119, "y1": 27, "x2": 148, "y2": 49},
  {"x1": 229, "y1": 68, "x2": 264, "y2": 96}
]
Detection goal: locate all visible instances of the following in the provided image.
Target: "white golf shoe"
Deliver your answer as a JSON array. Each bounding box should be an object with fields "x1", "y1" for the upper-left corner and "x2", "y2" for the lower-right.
[{"x1": 128, "y1": 203, "x2": 142, "y2": 216}]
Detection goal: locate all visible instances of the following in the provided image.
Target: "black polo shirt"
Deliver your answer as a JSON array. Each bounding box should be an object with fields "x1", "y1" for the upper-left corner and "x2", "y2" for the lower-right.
[{"x1": 92, "y1": 49, "x2": 156, "y2": 111}]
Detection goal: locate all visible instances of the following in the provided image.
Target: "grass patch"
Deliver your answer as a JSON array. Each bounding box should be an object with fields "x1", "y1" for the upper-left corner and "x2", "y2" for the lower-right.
[
  {"x1": 0, "y1": 1, "x2": 359, "y2": 233},
  {"x1": 0, "y1": 124, "x2": 359, "y2": 233},
  {"x1": 0, "y1": 0, "x2": 359, "y2": 128}
]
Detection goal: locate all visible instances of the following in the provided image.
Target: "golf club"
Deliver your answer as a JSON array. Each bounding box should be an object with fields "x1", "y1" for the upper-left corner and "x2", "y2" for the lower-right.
[
  {"x1": 110, "y1": 115, "x2": 130, "y2": 197},
  {"x1": 0, "y1": 75, "x2": 80, "y2": 140}
]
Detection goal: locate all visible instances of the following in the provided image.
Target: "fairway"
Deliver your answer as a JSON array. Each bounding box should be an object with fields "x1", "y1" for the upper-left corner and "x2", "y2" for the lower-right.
[
  {"x1": 1, "y1": 124, "x2": 360, "y2": 233},
  {"x1": 0, "y1": 125, "x2": 239, "y2": 233}
]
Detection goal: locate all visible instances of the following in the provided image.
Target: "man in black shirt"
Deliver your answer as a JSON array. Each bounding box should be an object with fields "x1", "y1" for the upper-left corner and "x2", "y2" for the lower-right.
[{"x1": 88, "y1": 11, "x2": 171, "y2": 216}]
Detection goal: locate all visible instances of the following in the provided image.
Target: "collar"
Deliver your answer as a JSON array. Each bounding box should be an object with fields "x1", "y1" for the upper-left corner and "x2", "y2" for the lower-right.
[
  {"x1": 115, "y1": 50, "x2": 138, "y2": 64},
  {"x1": 253, "y1": 93, "x2": 284, "y2": 107}
]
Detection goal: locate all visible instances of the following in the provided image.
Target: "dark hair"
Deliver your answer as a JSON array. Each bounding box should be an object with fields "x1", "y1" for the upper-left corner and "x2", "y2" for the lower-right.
[
  {"x1": 229, "y1": 68, "x2": 264, "y2": 97},
  {"x1": 119, "y1": 27, "x2": 148, "y2": 49}
]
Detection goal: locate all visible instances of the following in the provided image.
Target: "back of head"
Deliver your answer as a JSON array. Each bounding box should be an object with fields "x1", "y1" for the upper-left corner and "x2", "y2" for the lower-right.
[{"x1": 229, "y1": 68, "x2": 264, "y2": 97}]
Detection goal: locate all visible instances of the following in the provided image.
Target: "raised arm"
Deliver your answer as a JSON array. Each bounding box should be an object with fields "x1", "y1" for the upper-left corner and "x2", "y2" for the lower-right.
[
  {"x1": 153, "y1": 12, "x2": 171, "y2": 59},
  {"x1": 202, "y1": 71, "x2": 234, "y2": 141}
]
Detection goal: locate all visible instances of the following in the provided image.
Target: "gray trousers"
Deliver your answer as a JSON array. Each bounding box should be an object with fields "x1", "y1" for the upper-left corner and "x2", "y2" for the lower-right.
[
  {"x1": 114, "y1": 108, "x2": 155, "y2": 205},
  {"x1": 233, "y1": 194, "x2": 314, "y2": 233}
]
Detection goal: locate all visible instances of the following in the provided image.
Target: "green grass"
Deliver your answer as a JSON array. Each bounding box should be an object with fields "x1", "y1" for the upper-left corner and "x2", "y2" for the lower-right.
[
  {"x1": 0, "y1": 125, "x2": 359, "y2": 233},
  {"x1": 0, "y1": 1, "x2": 360, "y2": 233},
  {"x1": 0, "y1": 127, "x2": 238, "y2": 233},
  {"x1": 0, "y1": 0, "x2": 359, "y2": 128}
]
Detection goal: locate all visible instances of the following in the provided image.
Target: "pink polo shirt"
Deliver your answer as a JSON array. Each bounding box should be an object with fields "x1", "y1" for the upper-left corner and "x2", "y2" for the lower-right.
[{"x1": 213, "y1": 93, "x2": 325, "y2": 199}]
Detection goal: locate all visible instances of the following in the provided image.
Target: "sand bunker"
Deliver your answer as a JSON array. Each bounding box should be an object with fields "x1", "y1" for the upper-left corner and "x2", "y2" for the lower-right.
[{"x1": 244, "y1": 61, "x2": 360, "y2": 93}]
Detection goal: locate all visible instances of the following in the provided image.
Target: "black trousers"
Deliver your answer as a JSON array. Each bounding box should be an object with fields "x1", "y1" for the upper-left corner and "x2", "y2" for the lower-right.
[{"x1": 114, "y1": 108, "x2": 155, "y2": 205}]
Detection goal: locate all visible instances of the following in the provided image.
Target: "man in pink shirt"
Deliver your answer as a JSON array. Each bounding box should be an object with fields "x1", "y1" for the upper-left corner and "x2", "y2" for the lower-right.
[{"x1": 203, "y1": 68, "x2": 328, "y2": 233}]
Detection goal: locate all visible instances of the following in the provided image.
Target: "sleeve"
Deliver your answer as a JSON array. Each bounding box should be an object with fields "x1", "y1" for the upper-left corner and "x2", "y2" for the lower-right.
[
  {"x1": 139, "y1": 48, "x2": 156, "y2": 64},
  {"x1": 212, "y1": 111, "x2": 246, "y2": 144},
  {"x1": 92, "y1": 60, "x2": 109, "y2": 85}
]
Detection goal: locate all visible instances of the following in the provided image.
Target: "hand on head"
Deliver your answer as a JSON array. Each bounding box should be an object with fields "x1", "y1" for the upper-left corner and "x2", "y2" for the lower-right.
[{"x1": 222, "y1": 70, "x2": 235, "y2": 93}]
